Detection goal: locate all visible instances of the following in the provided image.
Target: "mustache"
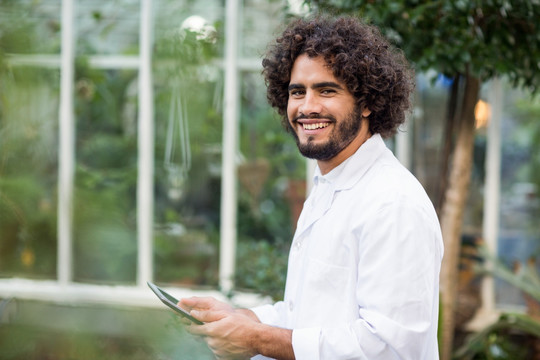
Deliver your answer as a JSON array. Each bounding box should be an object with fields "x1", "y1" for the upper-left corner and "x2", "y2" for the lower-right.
[{"x1": 293, "y1": 113, "x2": 337, "y2": 123}]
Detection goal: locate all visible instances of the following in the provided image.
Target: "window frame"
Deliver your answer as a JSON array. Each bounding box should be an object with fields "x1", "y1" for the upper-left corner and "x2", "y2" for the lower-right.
[{"x1": 0, "y1": 0, "x2": 264, "y2": 308}]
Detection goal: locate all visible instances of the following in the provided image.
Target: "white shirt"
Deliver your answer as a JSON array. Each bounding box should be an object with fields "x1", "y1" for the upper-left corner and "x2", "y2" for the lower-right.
[{"x1": 251, "y1": 134, "x2": 444, "y2": 360}]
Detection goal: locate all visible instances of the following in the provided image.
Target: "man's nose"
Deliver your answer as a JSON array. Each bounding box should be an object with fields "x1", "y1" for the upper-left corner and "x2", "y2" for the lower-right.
[{"x1": 299, "y1": 92, "x2": 322, "y2": 115}]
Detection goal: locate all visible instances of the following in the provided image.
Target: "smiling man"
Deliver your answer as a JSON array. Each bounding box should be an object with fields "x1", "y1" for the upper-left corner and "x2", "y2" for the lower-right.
[
  {"x1": 286, "y1": 54, "x2": 372, "y2": 173},
  {"x1": 180, "y1": 15, "x2": 444, "y2": 360}
]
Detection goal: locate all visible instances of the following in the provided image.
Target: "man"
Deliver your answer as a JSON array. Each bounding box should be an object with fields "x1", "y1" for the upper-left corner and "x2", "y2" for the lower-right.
[{"x1": 180, "y1": 15, "x2": 444, "y2": 360}]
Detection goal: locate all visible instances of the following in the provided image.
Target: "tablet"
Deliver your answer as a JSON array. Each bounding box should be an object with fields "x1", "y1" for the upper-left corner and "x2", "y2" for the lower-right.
[{"x1": 147, "y1": 281, "x2": 203, "y2": 325}]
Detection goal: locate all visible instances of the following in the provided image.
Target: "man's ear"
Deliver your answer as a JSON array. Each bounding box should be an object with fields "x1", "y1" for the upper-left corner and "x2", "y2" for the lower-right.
[{"x1": 362, "y1": 108, "x2": 371, "y2": 118}]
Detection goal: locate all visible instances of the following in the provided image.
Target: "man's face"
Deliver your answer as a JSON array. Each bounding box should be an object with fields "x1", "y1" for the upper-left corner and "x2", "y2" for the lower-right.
[{"x1": 286, "y1": 54, "x2": 364, "y2": 161}]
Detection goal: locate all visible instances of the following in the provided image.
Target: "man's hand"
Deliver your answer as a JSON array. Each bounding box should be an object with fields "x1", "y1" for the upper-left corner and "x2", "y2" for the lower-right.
[
  {"x1": 179, "y1": 297, "x2": 295, "y2": 360},
  {"x1": 180, "y1": 296, "x2": 236, "y2": 317},
  {"x1": 179, "y1": 297, "x2": 260, "y2": 359}
]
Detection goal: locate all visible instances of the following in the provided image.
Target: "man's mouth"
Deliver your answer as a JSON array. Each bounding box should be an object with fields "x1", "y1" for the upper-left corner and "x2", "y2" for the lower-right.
[{"x1": 302, "y1": 122, "x2": 330, "y2": 130}]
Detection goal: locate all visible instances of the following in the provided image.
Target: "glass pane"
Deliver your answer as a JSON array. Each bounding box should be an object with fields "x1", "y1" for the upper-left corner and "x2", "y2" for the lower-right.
[
  {"x1": 235, "y1": 71, "x2": 305, "y2": 300},
  {"x1": 410, "y1": 75, "x2": 485, "y2": 231},
  {"x1": 76, "y1": 0, "x2": 140, "y2": 56},
  {"x1": 152, "y1": 0, "x2": 223, "y2": 287},
  {"x1": 154, "y1": 0, "x2": 223, "y2": 42},
  {"x1": 72, "y1": 67, "x2": 139, "y2": 284},
  {"x1": 497, "y1": 83, "x2": 540, "y2": 307},
  {"x1": 0, "y1": 67, "x2": 59, "y2": 279},
  {"x1": 410, "y1": 74, "x2": 449, "y2": 203},
  {"x1": 241, "y1": 0, "x2": 284, "y2": 58},
  {"x1": 0, "y1": 0, "x2": 61, "y2": 54}
]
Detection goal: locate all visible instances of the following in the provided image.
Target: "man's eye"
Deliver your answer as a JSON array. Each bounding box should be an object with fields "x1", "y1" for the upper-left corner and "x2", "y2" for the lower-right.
[
  {"x1": 321, "y1": 89, "x2": 336, "y2": 95},
  {"x1": 290, "y1": 90, "x2": 305, "y2": 96}
]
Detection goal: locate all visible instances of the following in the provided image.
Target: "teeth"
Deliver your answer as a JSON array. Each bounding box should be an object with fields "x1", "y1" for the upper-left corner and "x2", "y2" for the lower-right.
[{"x1": 303, "y1": 123, "x2": 330, "y2": 130}]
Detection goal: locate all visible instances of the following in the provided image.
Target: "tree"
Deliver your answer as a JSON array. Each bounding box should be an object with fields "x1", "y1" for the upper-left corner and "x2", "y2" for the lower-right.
[{"x1": 302, "y1": 1, "x2": 540, "y2": 359}]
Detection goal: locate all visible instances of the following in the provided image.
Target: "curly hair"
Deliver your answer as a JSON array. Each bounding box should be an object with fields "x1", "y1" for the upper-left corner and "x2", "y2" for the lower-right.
[{"x1": 262, "y1": 15, "x2": 415, "y2": 138}]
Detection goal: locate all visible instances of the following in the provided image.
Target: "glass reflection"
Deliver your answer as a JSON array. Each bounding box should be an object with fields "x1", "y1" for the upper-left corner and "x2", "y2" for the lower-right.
[
  {"x1": 0, "y1": 0, "x2": 61, "y2": 54},
  {"x1": 235, "y1": 71, "x2": 305, "y2": 300},
  {"x1": 497, "y1": 84, "x2": 540, "y2": 307},
  {"x1": 152, "y1": 1, "x2": 223, "y2": 286},
  {"x1": 76, "y1": 0, "x2": 140, "y2": 56},
  {"x1": 72, "y1": 67, "x2": 139, "y2": 284},
  {"x1": 0, "y1": 67, "x2": 60, "y2": 279}
]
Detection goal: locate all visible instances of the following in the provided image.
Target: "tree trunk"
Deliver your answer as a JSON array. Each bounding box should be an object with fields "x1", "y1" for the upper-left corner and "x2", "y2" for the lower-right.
[{"x1": 439, "y1": 75, "x2": 480, "y2": 360}]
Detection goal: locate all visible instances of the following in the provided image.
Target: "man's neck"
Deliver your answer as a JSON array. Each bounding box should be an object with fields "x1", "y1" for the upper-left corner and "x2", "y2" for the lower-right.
[{"x1": 318, "y1": 127, "x2": 372, "y2": 175}]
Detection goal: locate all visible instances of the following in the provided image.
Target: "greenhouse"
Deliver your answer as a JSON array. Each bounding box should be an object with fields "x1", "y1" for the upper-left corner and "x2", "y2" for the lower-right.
[{"x1": 1, "y1": 0, "x2": 539, "y2": 359}]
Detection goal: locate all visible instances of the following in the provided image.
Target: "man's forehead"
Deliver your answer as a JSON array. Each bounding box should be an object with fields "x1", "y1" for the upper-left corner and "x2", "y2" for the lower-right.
[{"x1": 288, "y1": 54, "x2": 348, "y2": 89}]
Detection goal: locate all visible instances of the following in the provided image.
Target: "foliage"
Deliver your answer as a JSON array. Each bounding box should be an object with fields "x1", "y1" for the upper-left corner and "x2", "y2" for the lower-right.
[
  {"x1": 477, "y1": 245, "x2": 540, "y2": 304},
  {"x1": 0, "y1": 66, "x2": 58, "y2": 279},
  {"x1": 451, "y1": 246, "x2": 540, "y2": 359},
  {"x1": 307, "y1": 0, "x2": 540, "y2": 91},
  {"x1": 0, "y1": 0, "x2": 61, "y2": 55},
  {"x1": 0, "y1": 176, "x2": 57, "y2": 277},
  {"x1": 454, "y1": 313, "x2": 540, "y2": 360},
  {"x1": 234, "y1": 71, "x2": 304, "y2": 298},
  {"x1": 0, "y1": 300, "x2": 214, "y2": 360},
  {"x1": 72, "y1": 57, "x2": 139, "y2": 283},
  {"x1": 235, "y1": 240, "x2": 289, "y2": 301},
  {"x1": 151, "y1": 15, "x2": 224, "y2": 286},
  {"x1": 510, "y1": 95, "x2": 540, "y2": 194},
  {"x1": 153, "y1": 227, "x2": 218, "y2": 285},
  {"x1": 237, "y1": 77, "x2": 306, "y2": 246}
]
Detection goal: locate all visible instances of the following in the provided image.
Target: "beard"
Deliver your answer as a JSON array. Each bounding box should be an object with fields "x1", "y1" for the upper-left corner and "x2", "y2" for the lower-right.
[{"x1": 287, "y1": 107, "x2": 363, "y2": 161}]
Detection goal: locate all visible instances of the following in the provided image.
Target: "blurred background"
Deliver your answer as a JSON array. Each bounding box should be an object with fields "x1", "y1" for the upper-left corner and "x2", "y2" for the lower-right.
[{"x1": 0, "y1": 0, "x2": 538, "y2": 359}]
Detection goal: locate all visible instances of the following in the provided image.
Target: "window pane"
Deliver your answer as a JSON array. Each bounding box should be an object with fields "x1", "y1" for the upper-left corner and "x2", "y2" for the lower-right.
[
  {"x1": 154, "y1": 0, "x2": 223, "y2": 40},
  {"x1": 0, "y1": 67, "x2": 59, "y2": 279},
  {"x1": 72, "y1": 67, "x2": 139, "y2": 284},
  {"x1": 497, "y1": 83, "x2": 540, "y2": 307},
  {"x1": 152, "y1": 0, "x2": 223, "y2": 286},
  {"x1": 76, "y1": 0, "x2": 140, "y2": 56},
  {"x1": 0, "y1": 0, "x2": 61, "y2": 54},
  {"x1": 411, "y1": 75, "x2": 485, "y2": 230},
  {"x1": 235, "y1": 71, "x2": 305, "y2": 299},
  {"x1": 241, "y1": 0, "x2": 284, "y2": 58},
  {"x1": 410, "y1": 74, "x2": 449, "y2": 202}
]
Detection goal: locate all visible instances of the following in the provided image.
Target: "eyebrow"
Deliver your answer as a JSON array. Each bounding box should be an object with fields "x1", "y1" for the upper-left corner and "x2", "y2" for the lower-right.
[{"x1": 288, "y1": 81, "x2": 345, "y2": 92}]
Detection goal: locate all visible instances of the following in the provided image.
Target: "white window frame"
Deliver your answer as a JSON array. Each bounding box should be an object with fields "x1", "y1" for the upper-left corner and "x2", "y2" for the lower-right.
[{"x1": 0, "y1": 0, "x2": 266, "y2": 309}]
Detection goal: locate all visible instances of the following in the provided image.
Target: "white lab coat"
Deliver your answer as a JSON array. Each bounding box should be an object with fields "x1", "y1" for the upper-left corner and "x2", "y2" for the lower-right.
[{"x1": 252, "y1": 134, "x2": 444, "y2": 360}]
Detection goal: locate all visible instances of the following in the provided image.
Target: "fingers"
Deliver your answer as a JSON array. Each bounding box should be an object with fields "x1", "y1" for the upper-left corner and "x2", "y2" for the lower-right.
[
  {"x1": 179, "y1": 296, "x2": 218, "y2": 310},
  {"x1": 184, "y1": 312, "x2": 255, "y2": 360},
  {"x1": 186, "y1": 322, "x2": 207, "y2": 336},
  {"x1": 182, "y1": 309, "x2": 226, "y2": 336},
  {"x1": 190, "y1": 309, "x2": 227, "y2": 323}
]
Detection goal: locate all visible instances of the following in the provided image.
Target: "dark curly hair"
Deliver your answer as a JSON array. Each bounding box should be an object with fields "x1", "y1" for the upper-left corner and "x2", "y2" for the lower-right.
[{"x1": 262, "y1": 15, "x2": 414, "y2": 138}]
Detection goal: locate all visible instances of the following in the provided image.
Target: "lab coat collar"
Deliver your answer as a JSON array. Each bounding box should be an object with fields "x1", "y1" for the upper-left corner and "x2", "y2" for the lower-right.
[
  {"x1": 294, "y1": 134, "x2": 387, "y2": 240},
  {"x1": 312, "y1": 133, "x2": 387, "y2": 190},
  {"x1": 330, "y1": 133, "x2": 387, "y2": 191}
]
